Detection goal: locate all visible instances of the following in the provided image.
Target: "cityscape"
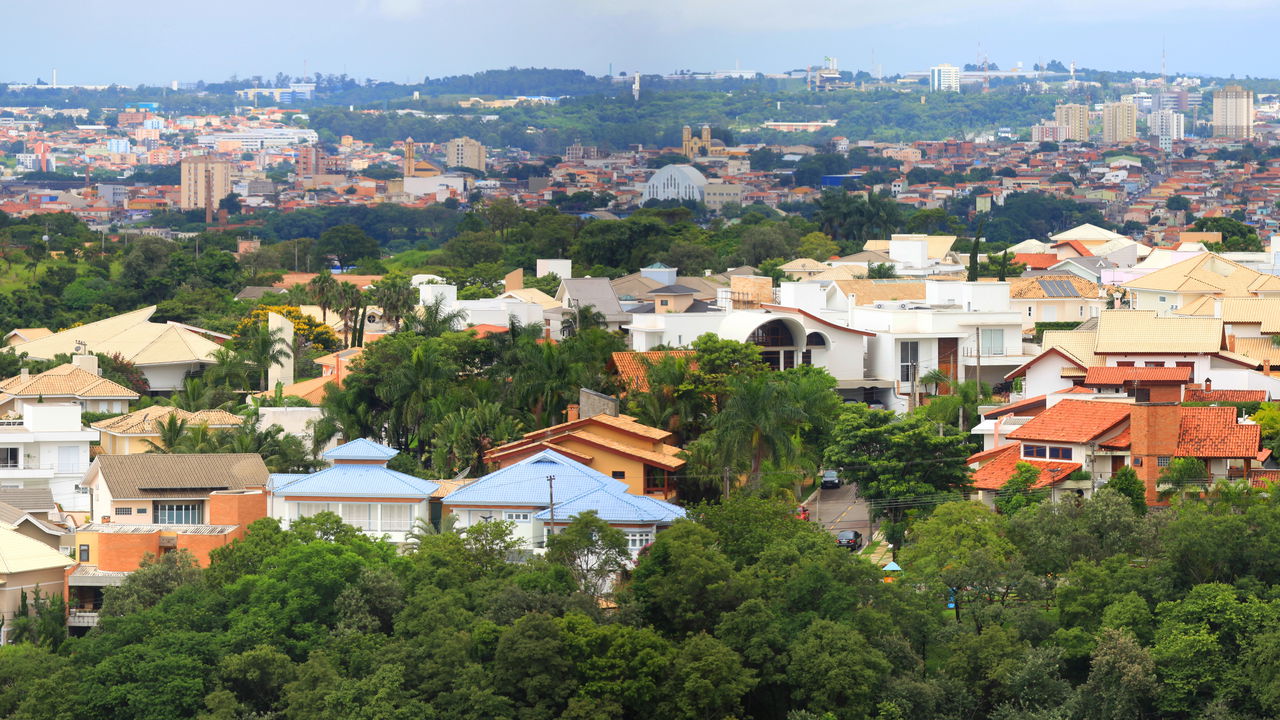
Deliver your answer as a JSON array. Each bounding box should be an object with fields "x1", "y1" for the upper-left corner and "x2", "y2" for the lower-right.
[{"x1": 4, "y1": 8, "x2": 1280, "y2": 719}]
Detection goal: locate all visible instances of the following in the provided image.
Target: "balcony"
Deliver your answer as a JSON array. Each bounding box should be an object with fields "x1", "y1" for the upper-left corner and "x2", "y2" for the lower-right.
[{"x1": 67, "y1": 609, "x2": 99, "y2": 628}]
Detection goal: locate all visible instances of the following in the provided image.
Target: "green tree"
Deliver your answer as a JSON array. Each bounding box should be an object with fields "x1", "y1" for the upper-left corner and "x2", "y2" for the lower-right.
[
  {"x1": 371, "y1": 272, "x2": 416, "y2": 331},
  {"x1": 796, "y1": 231, "x2": 839, "y2": 261},
  {"x1": 784, "y1": 619, "x2": 891, "y2": 720},
  {"x1": 661, "y1": 633, "x2": 756, "y2": 720},
  {"x1": 1158, "y1": 456, "x2": 1209, "y2": 498},
  {"x1": 1166, "y1": 194, "x2": 1191, "y2": 212},
  {"x1": 101, "y1": 550, "x2": 202, "y2": 617},
  {"x1": 546, "y1": 511, "x2": 631, "y2": 600},
  {"x1": 1106, "y1": 465, "x2": 1147, "y2": 514},
  {"x1": 1192, "y1": 216, "x2": 1262, "y2": 252},
  {"x1": 313, "y1": 224, "x2": 379, "y2": 269},
  {"x1": 994, "y1": 461, "x2": 1049, "y2": 515}
]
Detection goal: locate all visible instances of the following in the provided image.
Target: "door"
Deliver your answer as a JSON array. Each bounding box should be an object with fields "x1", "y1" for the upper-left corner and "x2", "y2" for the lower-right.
[
  {"x1": 937, "y1": 338, "x2": 958, "y2": 394},
  {"x1": 57, "y1": 446, "x2": 79, "y2": 474}
]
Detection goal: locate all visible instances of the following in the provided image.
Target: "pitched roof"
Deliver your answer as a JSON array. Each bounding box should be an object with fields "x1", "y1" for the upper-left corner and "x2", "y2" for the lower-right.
[
  {"x1": 1232, "y1": 337, "x2": 1280, "y2": 365},
  {"x1": 1083, "y1": 365, "x2": 1193, "y2": 386},
  {"x1": 969, "y1": 445, "x2": 1081, "y2": 490},
  {"x1": 1051, "y1": 239, "x2": 1094, "y2": 257},
  {"x1": 92, "y1": 406, "x2": 243, "y2": 435},
  {"x1": 1094, "y1": 311, "x2": 1223, "y2": 354},
  {"x1": 1049, "y1": 223, "x2": 1128, "y2": 243},
  {"x1": 649, "y1": 284, "x2": 700, "y2": 295},
  {"x1": 830, "y1": 279, "x2": 926, "y2": 306},
  {"x1": 93, "y1": 454, "x2": 269, "y2": 498},
  {"x1": 983, "y1": 394, "x2": 1047, "y2": 419},
  {"x1": 1177, "y1": 406, "x2": 1260, "y2": 458},
  {"x1": 1009, "y1": 275, "x2": 1099, "y2": 300},
  {"x1": 611, "y1": 351, "x2": 697, "y2": 393},
  {"x1": 0, "y1": 527, "x2": 75, "y2": 575},
  {"x1": 533, "y1": 487, "x2": 685, "y2": 524},
  {"x1": 444, "y1": 449, "x2": 627, "y2": 507},
  {"x1": 1006, "y1": 399, "x2": 1132, "y2": 443},
  {"x1": 269, "y1": 464, "x2": 439, "y2": 498},
  {"x1": 324, "y1": 438, "x2": 399, "y2": 462},
  {"x1": 1178, "y1": 297, "x2": 1280, "y2": 334},
  {"x1": 1013, "y1": 253, "x2": 1060, "y2": 270},
  {"x1": 557, "y1": 278, "x2": 625, "y2": 318},
  {"x1": 0, "y1": 364, "x2": 138, "y2": 400},
  {"x1": 1183, "y1": 386, "x2": 1268, "y2": 403},
  {"x1": 5, "y1": 307, "x2": 223, "y2": 366},
  {"x1": 1122, "y1": 253, "x2": 1280, "y2": 295}
]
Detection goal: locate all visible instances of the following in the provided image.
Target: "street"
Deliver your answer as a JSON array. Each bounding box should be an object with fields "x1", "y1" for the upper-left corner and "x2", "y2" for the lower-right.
[{"x1": 805, "y1": 481, "x2": 874, "y2": 539}]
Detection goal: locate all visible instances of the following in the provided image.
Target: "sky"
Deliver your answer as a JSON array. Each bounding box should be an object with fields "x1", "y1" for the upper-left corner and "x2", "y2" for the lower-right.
[{"x1": 6, "y1": 0, "x2": 1279, "y2": 86}]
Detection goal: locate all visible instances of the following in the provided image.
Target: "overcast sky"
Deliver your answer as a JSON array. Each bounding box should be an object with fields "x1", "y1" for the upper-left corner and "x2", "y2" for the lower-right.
[{"x1": 6, "y1": 0, "x2": 1278, "y2": 86}]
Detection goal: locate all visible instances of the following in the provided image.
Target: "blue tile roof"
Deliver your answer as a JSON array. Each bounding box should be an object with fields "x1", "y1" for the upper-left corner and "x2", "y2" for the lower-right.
[
  {"x1": 323, "y1": 438, "x2": 399, "y2": 462},
  {"x1": 270, "y1": 465, "x2": 439, "y2": 499},
  {"x1": 442, "y1": 449, "x2": 626, "y2": 507},
  {"x1": 532, "y1": 487, "x2": 685, "y2": 524}
]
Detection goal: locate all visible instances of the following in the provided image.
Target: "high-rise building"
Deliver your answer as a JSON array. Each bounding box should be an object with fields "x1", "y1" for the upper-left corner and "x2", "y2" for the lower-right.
[
  {"x1": 1102, "y1": 102, "x2": 1138, "y2": 144},
  {"x1": 1150, "y1": 109, "x2": 1185, "y2": 141},
  {"x1": 1212, "y1": 85, "x2": 1254, "y2": 139},
  {"x1": 1054, "y1": 103, "x2": 1090, "y2": 141},
  {"x1": 1031, "y1": 123, "x2": 1070, "y2": 143},
  {"x1": 444, "y1": 137, "x2": 486, "y2": 171},
  {"x1": 179, "y1": 156, "x2": 231, "y2": 211},
  {"x1": 929, "y1": 64, "x2": 960, "y2": 92},
  {"x1": 295, "y1": 144, "x2": 325, "y2": 176}
]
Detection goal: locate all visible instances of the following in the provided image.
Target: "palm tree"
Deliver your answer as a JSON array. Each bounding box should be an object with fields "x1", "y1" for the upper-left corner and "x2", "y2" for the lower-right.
[
  {"x1": 373, "y1": 274, "x2": 416, "y2": 332},
  {"x1": 308, "y1": 269, "x2": 339, "y2": 323},
  {"x1": 626, "y1": 355, "x2": 707, "y2": 445},
  {"x1": 163, "y1": 377, "x2": 237, "y2": 412},
  {"x1": 144, "y1": 413, "x2": 189, "y2": 452},
  {"x1": 404, "y1": 294, "x2": 466, "y2": 338},
  {"x1": 333, "y1": 281, "x2": 363, "y2": 347},
  {"x1": 168, "y1": 423, "x2": 224, "y2": 454},
  {"x1": 561, "y1": 302, "x2": 606, "y2": 338},
  {"x1": 920, "y1": 368, "x2": 953, "y2": 396},
  {"x1": 205, "y1": 346, "x2": 253, "y2": 391},
  {"x1": 708, "y1": 375, "x2": 806, "y2": 488},
  {"x1": 237, "y1": 323, "x2": 291, "y2": 391},
  {"x1": 430, "y1": 402, "x2": 523, "y2": 476}
]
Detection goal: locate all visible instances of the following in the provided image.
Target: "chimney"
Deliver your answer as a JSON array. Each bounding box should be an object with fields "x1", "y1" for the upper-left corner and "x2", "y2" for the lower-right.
[
  {"x1": 71, "y1": 354, "x2": 99, "y2": 376},
  {"x1": 1227, "y1": 334, "x2": 1237, "y2": 352},
  {"x1": 19, "y1": 368, "x2": 28, "y2": 378},
  {"x1": 1204, "y1": 377, "x2": 1213, "y2": 392},
  {"x1": 566, "y1": 404, "x2": 580, "y2": 422}
]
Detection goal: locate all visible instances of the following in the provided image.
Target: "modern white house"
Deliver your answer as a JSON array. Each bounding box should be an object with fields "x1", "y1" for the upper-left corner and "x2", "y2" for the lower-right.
[{"x1": 0, "y1": 403, "x2": 98, "y2": 513}]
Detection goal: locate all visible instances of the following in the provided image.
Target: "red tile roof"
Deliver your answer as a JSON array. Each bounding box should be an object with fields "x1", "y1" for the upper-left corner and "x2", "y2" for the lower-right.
[
  {"x1": 1051, "y1": 239, "x2": 1094, "y2": 257},
  {"x1": 1006, "y1": 399, "x2": 1132, "y2": 444},
  {"x1": 610, "y1": 351, "x2": 697, "y2": 393},
  {"x1": 969, "y1": 445, "x2": 1082, "y2": 490},
  {"x1": 1013, "y1": 253, "x2": 1059, "y2": 270},
  {"x1": 1184, "y1": 387, "x2": 1268, "y2": 402},
  {"x1": 983, "y1": 394, "x2": 1046, "y2": 419},
  {"x1": 1083, "y1": 366, "x2": 1193, "y2": 386},
  {"x1": 1099, "y1": 427, "x2": 1131, "y2": 449},
  {"x1": 1176, "y1": 406, "x2": 1260, "y2": 458}
]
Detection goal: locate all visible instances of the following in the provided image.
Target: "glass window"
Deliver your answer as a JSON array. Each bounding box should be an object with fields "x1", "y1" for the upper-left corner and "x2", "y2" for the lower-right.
[
  {"x1": 980, "y1": 328, "x2": 1004, "y2": 356},
  {"x1": 136, "y1": 507, "x2": 147, "y2": 514},
  {"x1": 1158, "y1": 456, "x2": 1171, "y2": 467},
  {"x1": 1024, "y1": 445, "x2": 1047, "y2": 458},
  {"x1": 899, "y1": 341, "x2": 919, "y2": 382},
  {"x1": 611, "y1": 470, "x2": 626, "y2": 479},
  {"x1": 155, "y1": 503, "x2": 200, "y2": 524},
  {"x1": 382, "y1": 504, "x2": 413, "y2": 532},
  {"x1": 504, "y1": 511, "x2": 530, "y2": 522},
  {"x1": 340, "y1": 503, "x2": 370, "y2": 530},
  {"x1": 0, "y1": 448, "x2": 17, "y2": 468},
  {"x1": 625, "y1": 532, "x2": 653, "y2": 550},
  {"x1": 295, "y1": 502, "x2": 330, "y2": 519},
  {"x1": 79, "y1": 545, "x2": 89, "y2": 562},
  {"x1": 1048, "y1": 447, "x2": 1073, "y2": 460},
  {"x1": 114, "y1": 507, "x2": 132, "y2": 516}
]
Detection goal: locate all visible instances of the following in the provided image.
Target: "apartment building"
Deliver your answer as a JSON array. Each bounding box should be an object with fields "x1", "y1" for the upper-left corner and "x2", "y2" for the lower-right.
[
  {"x1": 1212, "y1": 85, "x2": 1255, "y2": 139},
  {"x1": 179, "y1": 155, "x2": 232, "y2": 210},
  {"x1": 444, "y1": 137, "x2": 486, "y2": 171},
  {"x1": 1102, "y1": 102, "x2": 1138, "y2": 144}
]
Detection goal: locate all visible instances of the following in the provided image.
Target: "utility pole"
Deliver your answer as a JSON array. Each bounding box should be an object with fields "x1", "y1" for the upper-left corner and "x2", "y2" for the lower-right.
[{"x1": 546, "y1": 475, "x2": 555, "y2": 548}]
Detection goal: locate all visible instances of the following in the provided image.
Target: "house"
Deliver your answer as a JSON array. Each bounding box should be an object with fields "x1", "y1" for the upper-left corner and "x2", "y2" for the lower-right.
[
  {"x1": 0, "y1": 527, "x2": 74, "y2": 644},
  {"x1": 1009, "y1": 310, "x2": 1278, "y2": 399},
  {"x1": 80, "y1": 453, "x2": 269, "y2": 525},
  {"x1": 1121, "y1": 253, "x2": 1280, "y2": 315},
  {"x1": 268, "y1": 438, "x2": 440, "y2": 544},
  {"x1": 3, "y1": 328, "x2": 52, "y2": 346},
  {"x1": 967, "y1": 397, "x2": 1263, "y2": 506},
  {"x1": 484, "y1": 405, "x2": 685, "y2": 499},
  {"x1": 250, "y1": 346, "x2": 363, "y2": 406},
  {"x1": 0, "y1": 356, "x2": 138, "y2": 415},
  {"x1": 779, "y1": 258, "x2": 830, "y2": 279},
  {"x1": 0, "y1": 402, "x2": 98, "y2": 512},
  {"x1": 0, "y1": 488, "x2": 65, "y2": 549},
  {"x1": 3, "y1": 307, "x2": 227, "y2": 392},
  {"x1": 91, "y1": 406, "x2": 243, "y2": 455},
  {"x1": 1008, "y1": 275, "x2": 1106, "y2": 330},
  {"x1": 442, "y1": 449, "x2": 685, "y2": 553}
]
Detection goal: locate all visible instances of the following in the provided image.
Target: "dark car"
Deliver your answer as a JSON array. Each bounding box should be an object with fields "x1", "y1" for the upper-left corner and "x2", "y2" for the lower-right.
[
  {"x1": 836, "y1": 530, "x2": 863, "y2": 551},
  {"x1": 820, "y1": 470, "x2": 841, "y2": 490}
]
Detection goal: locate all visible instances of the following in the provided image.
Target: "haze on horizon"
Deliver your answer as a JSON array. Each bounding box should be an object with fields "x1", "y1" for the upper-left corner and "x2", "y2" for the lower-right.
[{"x1": 6, "y1": 0, "x2": 1278, "y2": 86}]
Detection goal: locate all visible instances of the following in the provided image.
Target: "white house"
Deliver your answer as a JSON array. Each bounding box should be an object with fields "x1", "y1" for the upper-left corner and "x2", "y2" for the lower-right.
[{"x1": 0, "y1": 403, "x2": 99, "y2": 512}]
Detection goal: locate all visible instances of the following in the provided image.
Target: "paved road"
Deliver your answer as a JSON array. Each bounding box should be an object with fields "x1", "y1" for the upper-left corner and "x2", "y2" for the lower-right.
[{"x1": 805, "y1": 482, "x2": 874, "y2": 538}]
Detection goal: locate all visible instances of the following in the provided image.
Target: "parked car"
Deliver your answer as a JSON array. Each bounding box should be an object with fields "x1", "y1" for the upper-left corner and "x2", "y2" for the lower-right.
[
  {"x1": 836, "y1": 530, "x2": 862, "y2": 551},
  {"x1": 820, "y1": 470, "x2": 841, "y2": 490}
]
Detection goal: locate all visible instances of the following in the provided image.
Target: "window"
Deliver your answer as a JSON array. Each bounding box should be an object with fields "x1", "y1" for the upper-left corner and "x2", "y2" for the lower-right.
[
  {"x1": 625, "y1": 531, "x2": 653, "y2": 550},
  {"x1": 57, "y1": 446, "x2": 78, "y2": 473},
  {"x1": 1144, "y1": 361, "x2": 1164, "y2": 367},
  {"x1": 0, "y1": 448, "x2": 17, "y2": 469},
  {"x1": 295, "y1": 502, "x2": 330, "y2": 519},
  {"x1": 1158, "y1": 296, "x2": 1167, "y2": 303},
  {"x1": 1116, "y1": 361, "x2": 1135, "y2": 367},
  {"x1": 136, "y1": 507, "x2": 147, "y2": 515},
  {"x1": 980, "y1": 328, "x2": 1004, "y2": 356},
  {"x1": 504, "y1": 511, "x2": 530, "y2": 522},
  {"x1": 114, "y1": 507, "x2": 132, "y2": 516},
  {"x1": 78, "y1": 545, "x2": 89, "y2": 562},
  {"x1": 1157, "y1": 456, "x2": 1172, "y2": 467},
  {"x1": 155, "y1": 502, "x2": 201, "y2": 524},
  {"x1": 380, "y1": 504, "x2": 412, "y2": 532},
  {"x1": 611, "y1": 470, "x2": 626, "y2": 479},
  {"x1": 1176, "y1": 361, "x2": 1195, "y2": 381},
  {"x1": 899, "y1": 341, "x2": 919, "y2": 382},
  {"x1": 1024, "y1": 445, "x2": 1047, "y2": 458},
  {"x1": 1048, "y1": 447, "x2": 1073, "y2": 460},
  {"x1": 1027, "y1": 307, "x2": 1033, "y2": 317},
  {"x1": 659, "y1": 299, "x2": 669, "y2": 307},
  {"x1": 644, "y1": 466, "x2": 671, "y2": 495},
  {"x1": 339, "y1": 503, "x2": 370, "y2": 530}
]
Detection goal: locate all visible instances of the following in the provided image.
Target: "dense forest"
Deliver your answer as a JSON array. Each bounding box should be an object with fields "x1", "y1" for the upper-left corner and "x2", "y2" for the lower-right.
[{"x1": 7, "y1": 487, "x2": 1280, "y2": 720}]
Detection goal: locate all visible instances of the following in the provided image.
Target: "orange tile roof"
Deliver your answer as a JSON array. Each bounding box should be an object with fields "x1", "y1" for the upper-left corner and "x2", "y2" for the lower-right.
[
  {"x1": 1176, "y1": 406, "x2": 1260, "y2": 458},
  {"x1": 969, "y1": 445, "x2": 1082, "y2": 490},
  {"x1": 467, "y1": 324, "x2": 510, "y2": 338},
  {"x1": 1083, "y1": 366, "x2": 1192, "y2": 386},
  {"x1": 1099, "y1": 427, "x2": 1131, "y2": 449},
  {"x1": 1006, "y1": 399, "x2": 1132, "y2": 444},
  {"x1": 1051, "y1": 239, "x2": 1094, "y2": 257},
  {"x1": 1183, "y1": 387, "x2": 1267, "y2": 402},
  {"x1": 983, "y1": 394, "x2": 1046, "y2": 419},
  {"x1": 610, "y1": 351, "x2": 697, "y2": 393},
  {"x1": 1013, "y1": 253, "x2": 1059, "y2": 270}
]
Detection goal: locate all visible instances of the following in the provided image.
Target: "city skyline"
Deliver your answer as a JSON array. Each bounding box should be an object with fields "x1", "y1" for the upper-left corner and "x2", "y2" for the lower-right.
[{"x1": 6, "y1": 0, "x2": 1280, "y2": 87}]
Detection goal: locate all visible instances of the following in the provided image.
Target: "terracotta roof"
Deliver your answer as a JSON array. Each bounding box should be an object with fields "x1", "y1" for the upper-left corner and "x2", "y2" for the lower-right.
[
  {"x1": 983, "y1": 394, "x2": 1047, "y2": 419},
  {"x1": 92, "y1": 454, "x2": 269, "y2": 499},
  {"x1": 830, "y1": 279, "x2": 926, "y2": 305},
  {"x1": 1083, "y1": 365, "x2": 1193, "y2": 386},
  {"x1": 1176, "y1": 406, "x2": 1260, "y2": 458},
  {"x1": 92, "y1": 406, "x2": 243, "y2": 435},
  {"x1": 1179, "y1": 298, "x2": 1280, "y2": 333},
  {"x1": 1013, "y1": 253, "x2": 1060, "y2": 270},
  {"x1": 0, "y1": 364, "x2": 138, "y2": 400},
  {"x1": 1099, "y1": 426, "x2": 1131, "y2": 449},
  {"x1": 251, "y1": 375, "x2": 336, "y2": 405},
  {"x1": 6, "y1": 307, "x2": 223, "y2": 367},
  {"x1": 1051, "y1": 239, "x2": 1094, "y2": 257},
  {"x1": 611, "y1": 351, "x2": 696, "y2": 393},
  {"x1": 1183, "y1": 386, "x2": 1267, "y2": 403},
  {"x1": 1006, "y1": 399, "x2": 1132, "y2": 444},
  {"x1": 969, "y1": 445, "x2": 1081, "y2": 490}
]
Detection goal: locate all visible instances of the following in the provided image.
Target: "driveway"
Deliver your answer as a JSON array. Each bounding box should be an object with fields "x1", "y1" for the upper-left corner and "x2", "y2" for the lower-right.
[{"x1": 805, "y1": 482, "x2": 874, "y2": 539}]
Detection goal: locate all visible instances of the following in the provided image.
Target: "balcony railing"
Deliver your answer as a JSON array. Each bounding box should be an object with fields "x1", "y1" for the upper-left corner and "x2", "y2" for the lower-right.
[{"x1": 67, "y1": 610, "x2": 99, "y2": 627}]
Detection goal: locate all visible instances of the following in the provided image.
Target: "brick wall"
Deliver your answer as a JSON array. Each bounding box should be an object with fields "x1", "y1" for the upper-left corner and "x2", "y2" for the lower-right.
[{"x1": 1129, "y1": 402, "x2": 1181, "y2": 503}]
